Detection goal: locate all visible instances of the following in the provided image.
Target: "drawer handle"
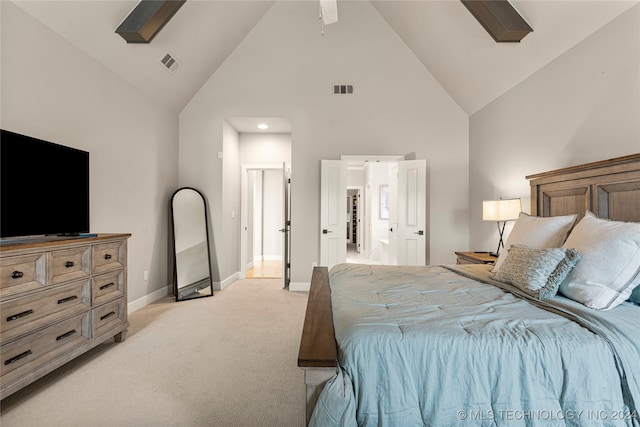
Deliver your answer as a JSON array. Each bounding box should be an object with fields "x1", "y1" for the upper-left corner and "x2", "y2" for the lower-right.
[
  {"x1": 100, "y1": 311, "x2": 116, "y2": 321},
  {"x1": 104, "y1": 254, "x2": 112, "y2": 260},
  {"x1": 7, "y1": 309, "x2": 34, "y2": 322},
  {"x1": 56, "y1": 329, "x2": 77, "y2": 341},
  {"x1": 99, "y1": 282, "x2": 116, "y2": 291},
  {"x1": 11, "y1": 271, "x2": 24, "y2": 279},
  {"x1": 65, "y1": 261, "x2": 75, "y2": 268},
  {"x1": 57, "y1": 295, "x2": 78, "y2": 304},
  {"x1": 4, "y1": 350, "x2": 33, "y2": 366}
]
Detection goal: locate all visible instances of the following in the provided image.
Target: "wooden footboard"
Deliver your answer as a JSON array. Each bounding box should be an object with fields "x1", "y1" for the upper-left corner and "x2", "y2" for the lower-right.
[{"x1": 298, "y1": 266, "x2": 338, "y2": 425}]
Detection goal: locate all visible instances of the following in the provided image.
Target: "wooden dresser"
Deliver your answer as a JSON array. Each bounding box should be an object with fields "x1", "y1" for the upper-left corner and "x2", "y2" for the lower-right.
[{"x1": 0, "y1": 233, "x2": 130, "y2": 399}]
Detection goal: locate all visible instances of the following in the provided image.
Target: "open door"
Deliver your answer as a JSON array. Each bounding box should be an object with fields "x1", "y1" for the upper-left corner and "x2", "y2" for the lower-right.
[
  {"x1": 397, "y1": 159, "x2": 427, "y2": 265},
  {"x1": 387, "y1": 163, "x2": 399, "y2": 265},
  {"x1": 320, "y1": 160, "x2": 347, "y2": 269},
  {"x1": 281, "y1": 163, "x2": 291, "y2": 289}
]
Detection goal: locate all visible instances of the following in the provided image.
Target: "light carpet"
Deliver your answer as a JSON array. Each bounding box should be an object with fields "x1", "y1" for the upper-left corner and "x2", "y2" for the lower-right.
[{"x1": 0, "y1": 279, "x2": 309, "y2": 427}]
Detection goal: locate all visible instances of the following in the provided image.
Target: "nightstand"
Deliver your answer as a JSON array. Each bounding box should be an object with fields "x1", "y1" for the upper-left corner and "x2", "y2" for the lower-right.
[{"x1": 455, "y1": 251, "x2": 498, "y2": 265}]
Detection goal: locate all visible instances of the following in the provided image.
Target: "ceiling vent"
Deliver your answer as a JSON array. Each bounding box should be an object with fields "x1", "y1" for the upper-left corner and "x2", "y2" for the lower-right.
[
  {"x1": 115, "y1": 0, "x2": 186, "y2": 44},
  {"x1": 333, "y1": 84, "x2": 354, "y2": 95},
  {"x1": 160, "y1": 53, "x2": 180, "y2": 73}
]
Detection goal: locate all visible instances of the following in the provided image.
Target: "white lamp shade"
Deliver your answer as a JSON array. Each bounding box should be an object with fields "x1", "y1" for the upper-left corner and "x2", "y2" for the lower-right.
[{"x1": 483, "y1": 199, "x2": 522, "y2": 221}]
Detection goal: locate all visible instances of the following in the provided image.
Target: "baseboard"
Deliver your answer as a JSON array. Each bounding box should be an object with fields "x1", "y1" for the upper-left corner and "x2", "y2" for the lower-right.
[
  {"x1": 289, "y1": 281, "x2": 310, "y2": 292},
  {"x1": 129, "y1": 273, "x2": 236, "y2": 312},
  {"x1": 216, "y1": 272, "x2": 239, "y2": 290},
  {"x1": 128, "y1": 285, "x2": 171, "y2": 314}
]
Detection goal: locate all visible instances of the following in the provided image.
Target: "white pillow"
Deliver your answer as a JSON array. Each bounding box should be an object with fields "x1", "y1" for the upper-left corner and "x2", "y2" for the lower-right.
[
  {"x1": 492, "y1": 212, "x2": 578, "y2": 273},
  {"x1": 559, "y1": 211, "x2": 640, "y2": 310}
]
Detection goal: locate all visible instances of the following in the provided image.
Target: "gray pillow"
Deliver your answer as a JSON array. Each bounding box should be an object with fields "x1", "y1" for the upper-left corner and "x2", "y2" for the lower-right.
[
  {"x1": 490, "y1": 245, "x2": 581, "y2": 301},
  {"x1": 630, "y1": 287, "x2": 640, "y2": 305}
]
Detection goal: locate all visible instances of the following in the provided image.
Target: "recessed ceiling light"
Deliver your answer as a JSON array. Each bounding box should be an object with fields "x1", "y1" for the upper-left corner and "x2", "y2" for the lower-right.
[{"x1": 257, "y1": 123, "x2": 269, "y2": 130}]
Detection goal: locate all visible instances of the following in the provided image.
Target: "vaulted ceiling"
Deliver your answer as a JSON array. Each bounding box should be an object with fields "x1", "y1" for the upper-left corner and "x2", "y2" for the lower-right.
[{"x1": 11, "y1": 0, "x2": 638, "y2": 115}]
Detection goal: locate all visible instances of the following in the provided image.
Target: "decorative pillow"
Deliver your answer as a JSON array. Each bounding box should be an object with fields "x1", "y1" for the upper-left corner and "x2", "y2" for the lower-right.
[
  {"x1": 490, "y1": 245, "x2": 581, "y2": 301},
  {"x1": 493, "y1": 212, "x2": 578, "y2": 273},
  {"x1": 559, "y1": 211, "x2": 640, "y2": 310}
]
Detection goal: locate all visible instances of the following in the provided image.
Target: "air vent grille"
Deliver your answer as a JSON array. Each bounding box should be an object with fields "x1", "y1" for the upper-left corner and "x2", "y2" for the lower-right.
[
  {"x1": 333, "y1": 84, "x2": 354, "y2": 95},
  {"x1": 160, "y1": 53, "x2": 180, "y2": 73}
]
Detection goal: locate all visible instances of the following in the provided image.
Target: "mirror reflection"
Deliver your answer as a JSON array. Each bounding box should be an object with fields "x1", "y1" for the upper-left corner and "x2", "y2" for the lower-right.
[{"x1": 171, "y1": 187, "x2": 214, "y2": 301}]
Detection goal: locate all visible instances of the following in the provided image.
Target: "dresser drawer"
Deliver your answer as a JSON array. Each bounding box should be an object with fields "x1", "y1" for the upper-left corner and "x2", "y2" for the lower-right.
[
  {"x1": 92, "y1": 270, "x2": 125, "y2": 306},
  {"x1": 1, "y1": 279, "x2": 91, "y2": 342},
  {"x1": 1, "y1": 312, "x2": 90, "y2": 378},
  {"x1": 48, "y1": 246, "x2": 91, "y2": 285},
  {"x1": 92, "y1": 241, "x2": 126, "y2": 275},
  {"x1": 0, "y1": 253, "x2": 46, "y2": 299},
  {"x1": 92, "y1": 298, "x2": 126, "y2": 339}
]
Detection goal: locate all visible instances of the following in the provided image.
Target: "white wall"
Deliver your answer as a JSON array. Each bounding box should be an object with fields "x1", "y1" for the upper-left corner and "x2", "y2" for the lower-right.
[
  {"x1": 180, "y1": 1, "x2": 469, "y2": 286},
  {"x1": 220, "y1": 120, "x2": 241, "y2": 284},
  {"x1": 469, "y1": 5, "x2": 640, "y2": 251},
  {"x1": 1, "y1": 2, "x2": 179, "y2": 309},
  {"x1": 239, "y1": 133, "x2": 292, "y2": 166}
]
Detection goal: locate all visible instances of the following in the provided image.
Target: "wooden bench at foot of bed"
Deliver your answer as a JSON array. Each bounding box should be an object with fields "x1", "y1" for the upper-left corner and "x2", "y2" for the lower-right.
[{"x1": 298, "y1": 266, "x2": 338, "y2": 426}]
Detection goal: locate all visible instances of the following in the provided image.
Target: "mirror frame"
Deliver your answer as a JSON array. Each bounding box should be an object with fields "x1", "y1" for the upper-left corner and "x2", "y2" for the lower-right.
[{"x1": 170, "y1": 187, "x2": 214, "y2": 302}]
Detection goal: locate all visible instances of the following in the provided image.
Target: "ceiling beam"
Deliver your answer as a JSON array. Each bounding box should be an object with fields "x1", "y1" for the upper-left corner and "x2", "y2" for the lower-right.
[
  {"x1": 115, "y1": 0, "x2": 186, "y2": 44},
  {"x1": 461, "y1": 0, "x2": 533, "y2": 43}
]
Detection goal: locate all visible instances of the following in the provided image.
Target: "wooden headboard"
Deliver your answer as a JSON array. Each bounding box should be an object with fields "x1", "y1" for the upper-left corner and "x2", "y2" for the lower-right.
[
  {"x1": 527, "y1": 153, "x2": 640, "y2": 222},
  {"x1": 298, "y1": 153, "x2": 640, "y2": 425}
]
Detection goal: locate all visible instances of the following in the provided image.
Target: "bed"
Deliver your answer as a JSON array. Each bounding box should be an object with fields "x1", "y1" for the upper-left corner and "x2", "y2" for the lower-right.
[{"x1": 298, "y1": 153, "x2": 640, "y2": 426}]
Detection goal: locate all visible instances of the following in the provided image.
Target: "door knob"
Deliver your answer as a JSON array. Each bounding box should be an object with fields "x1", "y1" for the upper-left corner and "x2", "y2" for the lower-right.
[
  {"x1": 414, "y1": 230, "x2": 424, "y2": 235},
  {"x1": 322, "y1": 229, "x2": 333, "y2": 234}
]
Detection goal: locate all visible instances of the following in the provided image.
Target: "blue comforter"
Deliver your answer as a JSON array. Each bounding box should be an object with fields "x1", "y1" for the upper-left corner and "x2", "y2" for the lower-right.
[{"x1": 310, "y1": 263, "x2": 640, "y2": 427}]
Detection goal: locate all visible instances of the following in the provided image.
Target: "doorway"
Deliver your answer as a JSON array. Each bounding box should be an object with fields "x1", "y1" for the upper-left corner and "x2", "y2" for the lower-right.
[
  {"x1": 346, "y1": 187, "x2": 365, "y2": 263},
  {"x1": 227, "y1": 117, "x2": 292, "y2": 288},
  {"x1": 245, "y1": 168, "x2": 285, "y2": 279},
  {"x1": 321, "y1": 156, "x2": 426, "y2": 269}
]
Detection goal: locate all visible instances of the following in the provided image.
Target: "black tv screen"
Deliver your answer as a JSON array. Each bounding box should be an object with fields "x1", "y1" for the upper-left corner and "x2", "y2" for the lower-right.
[{"x1": 1, "y1": 129, "x2": 89, "y2": 238}]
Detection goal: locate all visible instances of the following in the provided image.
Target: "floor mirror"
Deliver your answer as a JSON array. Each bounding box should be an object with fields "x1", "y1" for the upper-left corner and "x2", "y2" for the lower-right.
[{"x1": 171, "y1": 187, "x2": 214, "y2": 301}]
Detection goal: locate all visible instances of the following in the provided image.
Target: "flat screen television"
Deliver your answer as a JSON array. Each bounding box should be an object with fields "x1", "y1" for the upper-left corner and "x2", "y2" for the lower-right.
[{"x1": 1, "y1": 129, "x2": 90, "y2": 238}]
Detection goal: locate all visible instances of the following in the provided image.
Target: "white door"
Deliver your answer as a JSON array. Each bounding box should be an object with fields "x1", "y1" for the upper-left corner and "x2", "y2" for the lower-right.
[
  {"x1": 388, "y1": 163, "x2": 399, "y2": 265},
  {"x1": 320, "y1": 160, "x2": 347, "y2": 269},
  {"x1": 397, "y1": 159, "x2": 427, "y2": 265}
]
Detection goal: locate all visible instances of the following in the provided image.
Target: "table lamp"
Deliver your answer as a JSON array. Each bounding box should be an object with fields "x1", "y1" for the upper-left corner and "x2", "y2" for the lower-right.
[{"x1": 483, "y1": 198, "x2": 522, "y2": 257}]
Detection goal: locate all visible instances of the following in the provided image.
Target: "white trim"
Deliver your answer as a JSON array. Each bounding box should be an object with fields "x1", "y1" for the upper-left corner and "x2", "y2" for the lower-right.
[
  {"x1": 216, "y1": 272, "x2": 239, "y2": 290},
  {"x1": 243, "y1": 163, "x2": 284, "y2": 171},
  {"x1": 128, "y1": 285, "x2": 170, "y2": 314},
  {"x1": 289, "y1": 281, "x2": 310, "y2": 292},
  {"x1": 341, "y1": 154, "x2": 404, "y2": 163}
]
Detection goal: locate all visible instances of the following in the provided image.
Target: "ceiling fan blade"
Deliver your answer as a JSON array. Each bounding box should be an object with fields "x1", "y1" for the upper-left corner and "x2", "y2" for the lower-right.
[{"x1": 320, "y1": 0, "x2": 338, "y2": 25}]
